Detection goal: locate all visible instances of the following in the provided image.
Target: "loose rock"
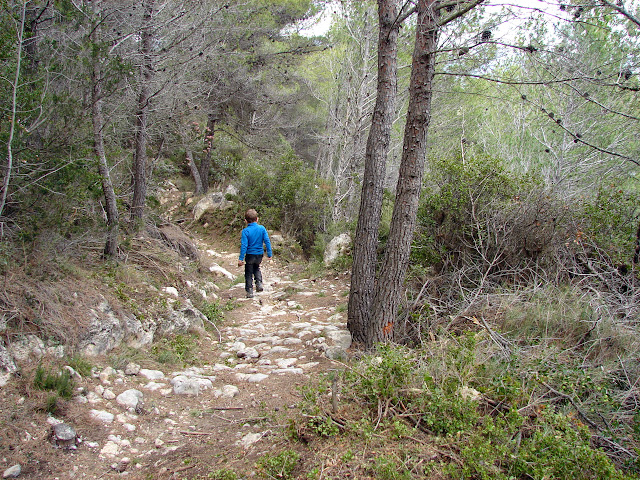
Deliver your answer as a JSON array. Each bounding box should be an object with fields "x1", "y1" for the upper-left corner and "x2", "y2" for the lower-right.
[
  {"x1": 116, "y1": 389, "x2": 144, "y2": 411},
  {"x1": 52, "y1": 423, "x2": 77, "y2": 449},
  {"x1": 2, "y1": 465, "x2": 21, "y2": 478}
]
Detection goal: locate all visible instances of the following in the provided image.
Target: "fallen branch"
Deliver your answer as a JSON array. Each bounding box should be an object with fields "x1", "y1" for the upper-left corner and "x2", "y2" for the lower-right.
[
  {"x1": 203, "y1": 317, "x2": 222, "y2": 342},
  {"x1": 540, "y1": 381, "x2": 601, "y2": 431}
]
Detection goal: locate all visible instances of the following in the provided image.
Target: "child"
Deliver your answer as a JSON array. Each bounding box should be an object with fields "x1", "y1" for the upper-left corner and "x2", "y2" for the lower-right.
[{"x1": 237, "y1": 208, "x2": 273, "y2": 298}]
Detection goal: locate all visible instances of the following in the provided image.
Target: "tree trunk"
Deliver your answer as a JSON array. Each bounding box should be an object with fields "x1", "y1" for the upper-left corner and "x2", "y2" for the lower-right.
[
  {"x1": 199, "y1": 113, "x2": 217, "y2": 192},
  {"x1": 187, "y1": 149, "x2": 204, "y2": 195},
  {"x1": 367, "y1": 0, "x2": 439, "y2": 347},
  {"x1": 0, "y1": 3, "x2": 26, "y2": 231},
  {"x1": 130, "y1": 0, "x2": 155, "y2": 222},
  {"x1": 348, "y1": 0, "x2": 400, "y2": 344},
  {"x1": 90, "y1": 0, "x2": 119, "y2": 257}
]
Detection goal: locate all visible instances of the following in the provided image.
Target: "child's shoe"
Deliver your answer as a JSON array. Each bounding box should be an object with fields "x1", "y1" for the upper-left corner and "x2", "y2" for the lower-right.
[
  {"x1": 256, "y1": 282, "x2": 264, "y2": 292},
  {"x1": 246, "y1": 289, "x2": 253, "y2": 298}
]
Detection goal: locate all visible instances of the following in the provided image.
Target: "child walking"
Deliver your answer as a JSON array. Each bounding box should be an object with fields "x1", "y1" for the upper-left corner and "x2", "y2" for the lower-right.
[{"x1": 238, "y1": 209, "x2": 273, "y2": 298}]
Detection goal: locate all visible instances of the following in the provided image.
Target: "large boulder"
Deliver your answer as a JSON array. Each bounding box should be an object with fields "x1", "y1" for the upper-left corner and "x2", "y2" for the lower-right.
[
  {"x1": 80, "y1": 300, "x2": 155, "y2": 357},
  {"x1": 193, "y1": 192, "x2": 234, "y2": 222},
  {"x1": 158, "y1": 299, "x2": 206, "y2": 335},
  {"x1": 323, "y1": 233, "x2": 352, "y2": 266}
]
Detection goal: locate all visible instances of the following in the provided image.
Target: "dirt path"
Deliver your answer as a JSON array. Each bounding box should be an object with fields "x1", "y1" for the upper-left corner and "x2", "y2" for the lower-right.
[{"x1": 1, "y1": 240, "x2": 352, "y2": 479}]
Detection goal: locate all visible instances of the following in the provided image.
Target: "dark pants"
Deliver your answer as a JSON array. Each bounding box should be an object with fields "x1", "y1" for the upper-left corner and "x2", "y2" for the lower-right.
[{"x1": 244, "y1": 253, "x2": 263, "y2": 291}]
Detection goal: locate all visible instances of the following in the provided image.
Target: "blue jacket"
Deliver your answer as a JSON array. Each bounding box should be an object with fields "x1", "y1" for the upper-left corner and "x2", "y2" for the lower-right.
[{"x1": 239, "y1": 222, "x2": 272, "y2": 261}]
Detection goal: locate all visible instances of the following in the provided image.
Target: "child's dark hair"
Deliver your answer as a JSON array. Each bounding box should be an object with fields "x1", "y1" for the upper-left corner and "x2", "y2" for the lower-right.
[{"x1": 245, "y1": 209, "x2": 258, "y2": 223}]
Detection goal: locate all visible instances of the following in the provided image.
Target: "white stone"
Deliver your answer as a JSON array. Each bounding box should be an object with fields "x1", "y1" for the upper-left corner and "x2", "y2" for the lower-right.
[
  {"x1": 90, "y1": 409, "x2": 114, "y2": 423},
  {"x1": 325, "y1": 330, "x2": 352, "y2": 349},
  {"x1": 237, "y1": 347, "x2": 260, "y2": 359},
  {"x1": 211, "y1": 363, "x2": 233, "y2": 371},
  {"x1": 229, "y1": 341, "x2": 246, "y2": 352},
  {"x1": 63, "y1": 365, "x2": 81, "y2": 381},
  {"x1": 99, "y1": 367, "x2": 116, "y2": 383},
  {"x1": 116, "y1": 389, "x2": 144, "y2": 410},
  {"x1": 87, "y1": 392, "x2": 101, "y2": 404},
  {"x1": 170, "y1": 375, "x2": 212, "y2": 395},
  {"x1": 3, "y1": 465, "x2": 21, "y2": 478},
  {"x1": 209, "y1": 264, "x2": 234, "y2": 280},
  {"x1": 214, "y1": 385, "x2": 240, "y2": 399},
  {"x1": 273, "y1": 368, "x2": 304, "y2": 375},
  {"x1": 275, "y1": 358, "x2": 297, "y2": 368},
  {"x1": 267, "y1": 346, "x2": 291, "y2": 355},
  {"x1": 246, "y1": 373, "x2": 268, "y2": 383},
  {"x1": 139, "y1": 369, "x2": 165, "y2": 380},
  {"x1": 124, "y1": 363, "x2": 141, "y2": 375},
  {"x1": 235, "y1": 432, "x2": 265, "y2": 449},
  {"x1": 298, "y1": 362, "x2": 319, "y2": 370},
  {"x1": 46, "y1": 416, "x2": 64, "y2": 426},
  {"x1": 162, "y1": 287, "x2": 179, "y2": 297},
  {"x1": 103, "y1": 389, "x2": 116, "y2": 400},
  {"x1": 460, "y1": 386, "x2": 482, "y2": 401},
  {"x1": 323, "y1": 233, "x2": 351, "y2": 266},
  {"x1": 291, "y1": 322, "x2": 312, "y2": 329},
  {"x1": 100, "y1": 441, "x2": 120, "y2": 457},
  {"x1": 143, "y1": 381, "x2": 166, "y2": 391}
]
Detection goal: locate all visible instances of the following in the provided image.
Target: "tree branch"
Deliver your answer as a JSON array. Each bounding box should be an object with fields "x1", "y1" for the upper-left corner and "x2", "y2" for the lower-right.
[
  {"x1": 437, "y1": 0, "x2": 485, "y2": 26},
  {"x1": 597, "y1": 0, "x2": 640, "y2": 28}
]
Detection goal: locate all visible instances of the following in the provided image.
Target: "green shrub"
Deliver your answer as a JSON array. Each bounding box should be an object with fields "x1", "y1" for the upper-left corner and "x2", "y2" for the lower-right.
[
  {"x1": 345, "y1": 344, "x2": 414, "y2": 407},
  {"x1": 207, "y1": 468, "x2": 238, "y2": 480},
  {"x1": 509, "y1": 411, "x2": 628, "y2": 480},
  {"x1": 67, "y1": 355, "x2": 94, "y2": 377},
  {"x1": 372, "y1": 455, "x2": 413, "y2": 480},
  {"x1": 151, "y1": 334, "x2": 197, "y2": 365},
  {"x1": 200, "y1": 300, "x2": 234, "y2": 325},
  {"x1": 238, "y1": 150, "x2": 330, "y2": 252},
  {"x1": 307, "y1": 415, "x2": 340, "y2": 437},
  {"x1": 414, "y1": 153, "x2": 532, "y2": 267},
  {"x1": 581, "y1": 185, "x2": 639, "y2": 265},
  {"x1": 33, "y1": 365, "x2": 74, "y2": 399},
  {"x1": 256, "y1": 449, "x2": 300, "y2": 480}
]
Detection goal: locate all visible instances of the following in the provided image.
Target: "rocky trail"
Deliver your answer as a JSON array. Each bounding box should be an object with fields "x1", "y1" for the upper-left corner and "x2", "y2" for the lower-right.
[{"x1": 1, "y1": 238, "x2": 353, "y2": 479}]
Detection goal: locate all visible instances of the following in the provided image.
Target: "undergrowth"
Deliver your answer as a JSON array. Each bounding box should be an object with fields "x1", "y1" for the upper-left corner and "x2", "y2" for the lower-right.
[{"x1": 283, "y1": 337, "x2": 638, "y2": 479}]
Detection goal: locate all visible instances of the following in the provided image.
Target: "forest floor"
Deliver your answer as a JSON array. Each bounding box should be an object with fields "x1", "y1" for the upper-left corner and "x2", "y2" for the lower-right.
[{"x1": 0, "y1": 225, "x2": 355, "y2": 479}]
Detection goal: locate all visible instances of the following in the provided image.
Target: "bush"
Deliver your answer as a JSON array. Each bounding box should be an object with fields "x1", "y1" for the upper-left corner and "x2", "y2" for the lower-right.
[
  {"x1": 238, "y1": 150, "x2": 331, "y2": 252},
  {"x1": 414, "y1": 153, "x2": 547, "y2": 272},
  {"x1": 411, "y1": 153, "x2": 640, "y2": 314},
  {"x1": 33, "y1": 365, "x2": 74, "y2": 399},
  {"x1": 151, "y1": 334, "x2": 198, "y2": 365},
  {"x1": 581, "y1": 185, "x2": 639, "y2": 266},
  {"x1": 348, "y1": 341, "x2": 633, "y2": 478},
  {"x1": 256, "y1": 449, "x2": 300, "y2": 480}
]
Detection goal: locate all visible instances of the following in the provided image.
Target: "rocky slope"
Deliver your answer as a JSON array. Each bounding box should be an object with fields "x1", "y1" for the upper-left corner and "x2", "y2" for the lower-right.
[{"x1": 0, "y1": 237, "x2": 352, "y2": 479}]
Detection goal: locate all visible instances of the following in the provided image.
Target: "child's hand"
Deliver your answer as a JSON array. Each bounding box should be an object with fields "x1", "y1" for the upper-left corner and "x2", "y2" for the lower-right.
[{"x1": 237, "y1": 260, "x2": 244, "y2": 267}]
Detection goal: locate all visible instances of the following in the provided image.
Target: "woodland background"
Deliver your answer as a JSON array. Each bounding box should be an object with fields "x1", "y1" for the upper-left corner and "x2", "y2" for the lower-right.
[{"x1": 2, "y1": 0, "x2": 640, "y2": 478}]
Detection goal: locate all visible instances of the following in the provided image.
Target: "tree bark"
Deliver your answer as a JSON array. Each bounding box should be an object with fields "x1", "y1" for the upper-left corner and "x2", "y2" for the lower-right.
[
  {"x1": 90, "y1": 0, "x2": 119, "y2": 257},
  {"x1": 368, "y1": 0, "x2": 439, "y2": 347},
  {"x1": 187, "y1": 149, "x2": 204, "y2": 195},
  {"x1": 130, "y1": 0, "x2": 155, "y2": 222},
  {"x1": 348, "y1": 0, "x2": 400, "y2": 344},
  {"x1": 198, "y1": 113, "x2": 218, "y2": 192},
  {"x1": 0, "y1": 2, "x2": 26, "y2": 231}
]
